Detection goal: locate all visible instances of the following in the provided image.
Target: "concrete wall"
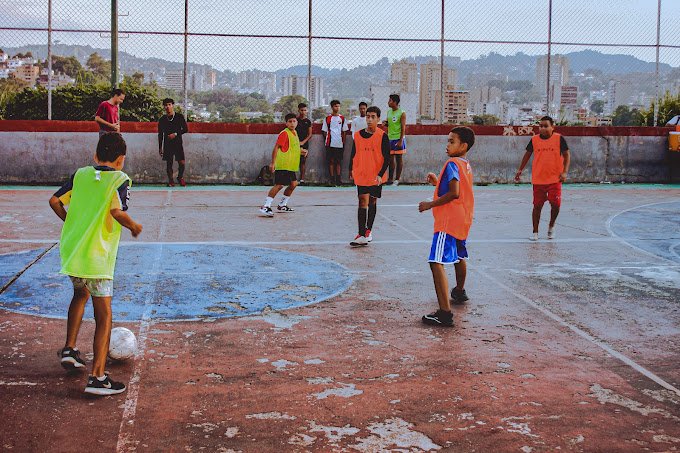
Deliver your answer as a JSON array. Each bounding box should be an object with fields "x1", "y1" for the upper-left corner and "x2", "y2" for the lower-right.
[{"x1": 0, "y1": 122, "x2": 674, "y2": 184}]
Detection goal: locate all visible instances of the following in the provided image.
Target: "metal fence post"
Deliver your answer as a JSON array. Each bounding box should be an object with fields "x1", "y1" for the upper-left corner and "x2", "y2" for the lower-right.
[
  {"x1": 654, "y1": 0, "x2": 661, "y2": 126},
  {"x1": 440, "y1": 0, "x2": 445, "y2": 124},
  {"x1": 183, "y1": 0, "x2": 189, "y2": 113},
  {"x1": 47, "y1": 0, "x2": 52, "y2": 120},
  {"x1": 546, "y1": 0, "x2": 552, "y2": 116},
  {"x1": 111, "y1": 0, "x2": 118, "y2": 87},
  {"x1": 307, "y1": 0, "x2": 312, "y2": 106}
]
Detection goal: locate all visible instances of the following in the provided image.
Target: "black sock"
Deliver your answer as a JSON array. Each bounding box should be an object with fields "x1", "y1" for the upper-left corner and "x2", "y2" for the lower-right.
[
  {"x1": 178, "y1": 163, "x2": 185, "y2": 179},
  {"x1": 368, "y1": 203, "x2": 377, "y2": 230},
  {"x1": 358, "y1": 207, "x2": 367, "y2": 236},
  {"x1": 166, "y1": 161, "x2": 173, "y2": 181}
]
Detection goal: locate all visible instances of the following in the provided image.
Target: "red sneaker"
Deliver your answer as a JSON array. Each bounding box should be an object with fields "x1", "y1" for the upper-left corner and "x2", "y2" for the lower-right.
[
  {"x1": 178, "y1": 178, "x2": 186, "y2": 187},
  {"x1": 167, "y1": 181, "x2": 175, "y2": 187}
]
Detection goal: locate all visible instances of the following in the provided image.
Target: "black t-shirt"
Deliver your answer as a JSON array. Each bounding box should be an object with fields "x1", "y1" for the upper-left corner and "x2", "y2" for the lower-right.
[
  {"x1": 54, "y1": 166, "x2": 130, "y2": 211},
  {"x1": 158, "y1": 113, "x2": 188, "y2": 151},
  {"x1": 296, "y1": 117, "x2": 312, "y2": 149}
]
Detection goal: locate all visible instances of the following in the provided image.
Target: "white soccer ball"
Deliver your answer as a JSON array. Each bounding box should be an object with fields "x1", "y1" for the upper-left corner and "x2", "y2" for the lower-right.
[{"x1": 108, "y1": 327, "x2": 138, "y2": 361}]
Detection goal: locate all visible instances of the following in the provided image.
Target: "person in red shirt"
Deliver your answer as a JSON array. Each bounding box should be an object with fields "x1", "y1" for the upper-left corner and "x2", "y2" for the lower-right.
[
  {"x1": 515, "y1": 116, "x2": 571, "y2": 241},
  {"x1": 95, "y1": 88, "x2": 125, "y2": 137},
  {"x1": 419, "y1": 127, "x2": 475, "y2": 327}
]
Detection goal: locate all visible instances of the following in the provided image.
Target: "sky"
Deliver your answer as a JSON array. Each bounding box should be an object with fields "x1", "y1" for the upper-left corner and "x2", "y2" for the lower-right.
[{"x1": 1, "y1": 0, "x2": 679, "y2": 71}]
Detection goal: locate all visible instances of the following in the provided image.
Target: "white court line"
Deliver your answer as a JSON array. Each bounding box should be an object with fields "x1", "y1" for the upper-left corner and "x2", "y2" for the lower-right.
[
  {"x1": 116, "y1": 191, "x2": 171, "y2": 453},
  {"x1": 605, "y1": 199, "x2": 680, "y2": 266},
  {"x1": 0, "y1": 237, "x2": 639, "y2": 246},
  {"x1": 477, "y1": 267, "x2": 680, "y2": 397}
]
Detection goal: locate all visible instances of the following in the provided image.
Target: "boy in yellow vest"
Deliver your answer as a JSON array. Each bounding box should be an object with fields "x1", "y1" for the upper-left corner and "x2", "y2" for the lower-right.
[
  {"x1": 348, "y1": 106, "x2": 390, "y2": 246},
  {"x1": 49, "y1": 133, "x2": 143, "y2": 395},
  {"x1": 259, "y1": 113, "x2": 301, "y2": 217},
  {"x1": 419, "y1": 127, "x2": 475, "y2": 327}
]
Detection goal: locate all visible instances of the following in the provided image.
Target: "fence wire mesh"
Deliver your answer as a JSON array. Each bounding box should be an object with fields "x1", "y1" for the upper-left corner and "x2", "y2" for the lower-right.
[{"x1": 0, "y1": 0, "x2": 678, "y2": 125}]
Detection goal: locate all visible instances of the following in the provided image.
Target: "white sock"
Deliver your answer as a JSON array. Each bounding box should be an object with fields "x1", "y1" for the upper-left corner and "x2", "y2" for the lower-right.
[
  {"x1": 96, "y1": 375, "x2": 107, "y2": 381},
  {"x1": 280, "y1": 195, "x2": 290, "y2": 206},
  {"x1": 264, "y1": 197, "x2": 273, "y2": 208}
]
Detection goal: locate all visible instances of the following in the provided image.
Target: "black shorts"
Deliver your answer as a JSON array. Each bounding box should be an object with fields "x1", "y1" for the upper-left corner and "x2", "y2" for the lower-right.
[
  {"x1": 274, "y1": 170, "x2": 297, "y2": 185},
  {"x1": 163, "y1": 147, "x2": 185, "y2": 163},
  {"x1": 357, "y1": 185, "x2": 382, "y2": 198},
  {"x1": 326, "y1": 146, "x2": 344, "y2": 163}
]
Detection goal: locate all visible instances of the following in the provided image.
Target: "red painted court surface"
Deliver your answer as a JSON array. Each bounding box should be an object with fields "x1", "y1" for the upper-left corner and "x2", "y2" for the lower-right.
[{"x1": 1, "y1": 184, "x2": 679, "y2": 452}]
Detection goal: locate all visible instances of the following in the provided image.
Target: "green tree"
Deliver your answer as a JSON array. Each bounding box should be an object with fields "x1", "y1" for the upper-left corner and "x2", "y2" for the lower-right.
[
  {"x1": 86, "y1": 53, "x2": 111, "y2": 80},
  {"x1": 611, "y1": 105, "x2": 644, "y2": 126},
  {"x1": 0, "y1": 78, "x2": 30, "y2": 119},
  {"x1": 312, "y1": 107, "x2": 326, "y2": 122},
  {"x1": 131, "y1": 71, "x2": 145, "y2": 85},
  {"x1": 51, "y1": 55, "x2": 84, "y2": 78},
  {"x1": 642, "y1": 91, "x2": 680, "y2": 126},
  {"x1": 590, "y1": 100, "x2": 604, "y2": 115},
  {"x1": 273, "y1": 94, "x2": 307, "y2": 115},
  {"x1": 471, "y1": 114, "x2": 500, "y2": 125}
]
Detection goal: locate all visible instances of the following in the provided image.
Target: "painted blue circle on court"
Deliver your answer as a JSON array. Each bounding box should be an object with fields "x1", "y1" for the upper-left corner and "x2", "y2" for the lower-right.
[{"x1": 0, "y1": 244, "x2": 354, "y2": 321}]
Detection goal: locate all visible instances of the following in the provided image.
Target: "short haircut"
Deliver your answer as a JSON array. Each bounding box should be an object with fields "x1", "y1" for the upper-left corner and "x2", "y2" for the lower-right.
[
  {"x1": 112, "y1": 88, "x2": 125, "y2": 97},
  {"x1": 162, "y1": 98, "x2": 174, "y2": 105},
  {"x1": 389, "y1": 94, "x2": 400, "y2": 104},
  {"x1": 298, "y1": 103, "x2": 307, "y2": 109},
  {"x1": 358, "y1": 102, "x2": 368, "y2": 107},
  {"x1": 540, "y1": 116, "x2": 554, "y2": 125},
  {"x1": 366, "y1": 106, "x2": 381, "y2": 117},
  {"x1": 284, "y1": 113, "x2": 297, "y2": 121},
  {"x1": 450, "y1": 126, "x2": 475, "y2": 151},
  {"x1": 330, "y1": 99, "x2": 340, "y2": 107},
  {"x1": 96, "y1": 133, "x2": 127, "y2": 162}
]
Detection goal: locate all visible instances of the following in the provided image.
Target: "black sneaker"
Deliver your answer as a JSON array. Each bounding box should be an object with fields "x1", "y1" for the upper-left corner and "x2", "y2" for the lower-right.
[
  {"x1": 450, "y1": 288, "x2": 470, "y2": 304},
  {"x1": 422, "y1": 309, "x2": 454, "y2": 327},
  {"x1": 84, "y1": 375, "x2": 127, "y2": 396},
  {"x1": 58, "y1": 347, "x2": 86, "y2": 371},
  {"x1": 277, "y1": 205, "x2": 295, "y2": 212}
]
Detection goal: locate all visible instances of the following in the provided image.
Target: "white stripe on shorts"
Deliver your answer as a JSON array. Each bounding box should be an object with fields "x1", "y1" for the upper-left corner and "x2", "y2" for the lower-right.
[{"x1": 436, "y1": 232, "x2": 445, "y2": 262}]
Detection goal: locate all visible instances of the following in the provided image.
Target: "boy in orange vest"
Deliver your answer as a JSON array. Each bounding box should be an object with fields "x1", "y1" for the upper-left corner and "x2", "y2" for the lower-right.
[
  {"x1": 348, "y1": 106, "x2": 390, "y2": 246},
  {"x1": 514, "y1": 116, "x2": 571, "y2": 240},
  {"x1": 419, "y1": 127, "x2": 475, "y2": 327}
]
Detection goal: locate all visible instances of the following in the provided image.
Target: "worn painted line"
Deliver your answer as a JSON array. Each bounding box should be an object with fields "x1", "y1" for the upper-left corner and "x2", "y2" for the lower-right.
[
  {"x1": 478, "y1": 268, "x2": 680, "y2": 397},
  {"x1": 0, "y1": 243, "x2": 57, "y2": 295},
  {"x1": 116, "y1": 190, "x2": 171, "y2": 453}
]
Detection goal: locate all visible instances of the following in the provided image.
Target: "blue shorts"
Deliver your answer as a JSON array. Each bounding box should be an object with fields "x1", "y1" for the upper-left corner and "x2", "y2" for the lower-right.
[
  {"x1": 389, "y1": 138, "x2": 407, "y2": 154},
  {"x1": 428, "y1": 232, "x2": 468, "y2": 264}
]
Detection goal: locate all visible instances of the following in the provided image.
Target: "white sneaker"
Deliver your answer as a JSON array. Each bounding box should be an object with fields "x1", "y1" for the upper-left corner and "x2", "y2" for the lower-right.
[
  {"x1": 259, "y1": 206, "x2": 274, "y2": 217},
  {"x1": 365, "y1": 229, "x2": 373, "y2": 242},
  {"x1": 547, "y1": 227, "x2": 555, "y2": 239},
  {"x1": 393, "y1": 180, "x2": 399, "y2": 186},
  {"x1": 350, "y1": 235, "x2": 368, "y2": 247},
  {"x1": 529, "y1": 232, "x2": 539, "y2": 241}
]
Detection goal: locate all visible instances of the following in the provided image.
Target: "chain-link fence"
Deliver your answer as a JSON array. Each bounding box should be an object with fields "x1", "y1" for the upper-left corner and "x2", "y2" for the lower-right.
[{"x1": 0, "y1": 0, "x2": 678, "y2": 125}]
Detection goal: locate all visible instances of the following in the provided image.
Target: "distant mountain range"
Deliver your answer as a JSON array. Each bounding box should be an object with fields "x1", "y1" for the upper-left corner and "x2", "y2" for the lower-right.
[{"x1": 2, "y1": 44, "x2": 675, "y2": 99}]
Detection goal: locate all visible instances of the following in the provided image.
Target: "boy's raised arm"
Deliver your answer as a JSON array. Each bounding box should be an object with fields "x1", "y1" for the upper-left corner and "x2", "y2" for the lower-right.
[{"x1": 49, "y1": 196, "x2": 67, "y2": 221}]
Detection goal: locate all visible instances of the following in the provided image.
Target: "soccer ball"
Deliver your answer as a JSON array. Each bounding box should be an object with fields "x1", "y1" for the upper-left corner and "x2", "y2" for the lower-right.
[{"x1": 108, "y1": 327, "x2": 138, "y2": 361}]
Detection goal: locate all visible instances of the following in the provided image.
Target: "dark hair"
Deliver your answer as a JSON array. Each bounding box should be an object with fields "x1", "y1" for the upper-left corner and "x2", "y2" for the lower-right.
[
  {"x1": 358, "y1": 101, "x2": 368, "y2": 107},
  {"x1": 112, "y1": 88, "x2": 125, "y2": 97},
  {"x1": 389, "y1": 94, "x2": 400, "y2": 104},
  {"x1": 366, "y1": 106, "x2": 381, "y2": 117},
  {"x1": 540, "y1": 116, "x2": 554, "y2": 125},
  {"x1": 284, "y1": 113, "x2": 297, "y2": 121},
  {"x1": 162, "y1": 98, "x2": 174, "y2": 105},
  {"x1": 450, "y1": 126, "x2": 475, "y2": 151},
  {"x1": 298, "y1": 103, "x2": 307, "y2": 109},
  {"x1": 96, "y1": 133, "x2": 127, "y2": 162},
  {"x1": 330, "y1": 99, "x2": 340, "y2": 107}
]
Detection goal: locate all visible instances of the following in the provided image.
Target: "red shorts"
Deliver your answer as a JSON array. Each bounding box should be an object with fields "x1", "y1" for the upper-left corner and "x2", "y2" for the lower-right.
[{"x1": 533, "y1": 182, "x2": 562, "y2": 207}]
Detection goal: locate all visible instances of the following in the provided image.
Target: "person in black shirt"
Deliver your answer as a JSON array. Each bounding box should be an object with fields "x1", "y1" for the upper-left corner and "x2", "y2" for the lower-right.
[
  {"x1": 158, "y1": 98, "x2": 189, "y2": 187},
  {"x1": 296, "y1": 103, "x2": 313, "y2": 184}
]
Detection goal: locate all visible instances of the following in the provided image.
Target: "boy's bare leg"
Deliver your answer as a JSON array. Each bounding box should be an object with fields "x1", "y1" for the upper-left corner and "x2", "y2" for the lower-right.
[
  {"x1": 267, "y1": 185, "x2": 284, "y2": 198},
  {"x1": 549, "y1": 204, "x2": 560, "y2": 228},
  {"x1": 453, "y1": 260, "x2": 467, "y2": 291},
  {"x1": 91, "y1": 296, "x2": 113, "y2": 377},
  {"x1": 532, "y1": 204, "x2": 543, "y2": 233},
  {"x1": 65, "y1": 287, "x2": 89, "y2": 348},
  {"x1": 430, "y1": 263, "x2": 451, "y2": 312},
  {"x1": 283, "y1": 181, "x2": 298, "y2": 197},
  {"x1": 335, "y1": 162, "x2": 342, "y2": 183},
  {"x1": 300, "y1": 159, "x2": 306, "y2": 181},
  {"x1": 395, "y1": 155, "x2": 404, "y2": 180},
  {"x1": 388, "y1": 155, "x2": 396, "y2": 182}
]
